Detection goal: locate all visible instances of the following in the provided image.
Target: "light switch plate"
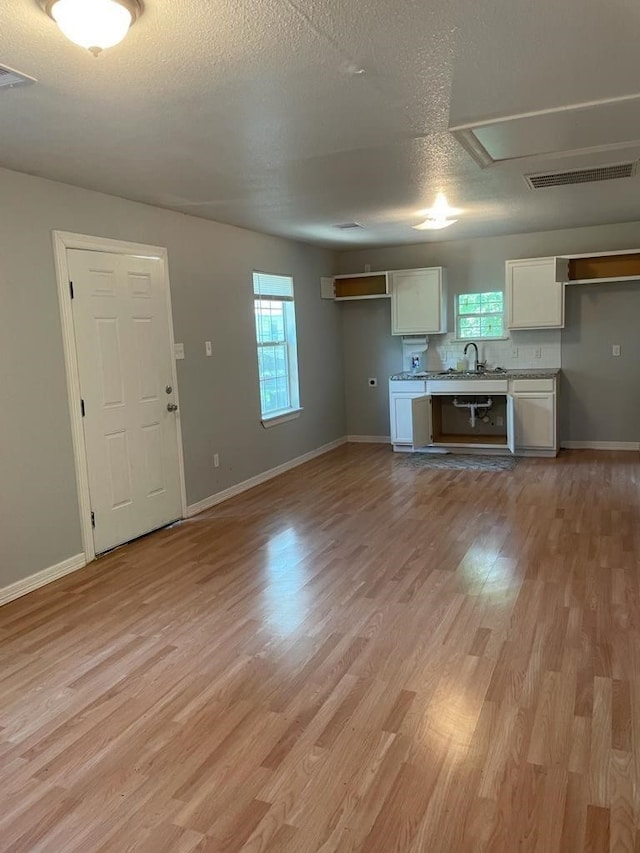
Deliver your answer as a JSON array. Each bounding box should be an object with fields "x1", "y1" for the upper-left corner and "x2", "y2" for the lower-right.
[
  {"x1": 205, "y1": 341, "x2": 212, "y2": 356},
  {"x1": 612, "y1": 344, "x2": 621, "y2": 357},
  {"x1": 174, "y1": 343, "x2": 185, "y2": 360}
]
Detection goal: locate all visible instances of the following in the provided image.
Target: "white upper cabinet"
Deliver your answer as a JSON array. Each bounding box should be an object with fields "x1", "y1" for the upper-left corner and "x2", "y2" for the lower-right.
[
  {"x1": 506, "y1": 257, "x2": 568, "y2": 330},
  {"x1": 391, "y1": 267, "x2": 447, "y2": 335}
]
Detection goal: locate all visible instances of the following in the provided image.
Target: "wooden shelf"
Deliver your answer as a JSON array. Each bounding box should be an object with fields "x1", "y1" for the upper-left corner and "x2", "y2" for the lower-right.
[
  {"x1": 334, "y1": 273, "x2": 389, "y2": 300},
  {"x1": 568, "y1": 253, "x2": 640, "y2": 282},
  {"x1": 432, "y1": 433, "x2": 507, "y2": 446}
]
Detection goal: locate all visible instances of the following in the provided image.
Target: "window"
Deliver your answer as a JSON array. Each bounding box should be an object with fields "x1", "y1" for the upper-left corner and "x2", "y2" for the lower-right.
[
  {"x1": 253, "y1": 272, "x2": 301, "y2": 424},
  {"x1": 456, "y1": 291, "x2": 504, "y2": 339}
]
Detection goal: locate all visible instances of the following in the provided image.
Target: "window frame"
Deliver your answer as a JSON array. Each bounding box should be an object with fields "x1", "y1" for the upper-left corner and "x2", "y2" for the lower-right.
[
  {"x1": 253, "y1": 271, "x2": 302, "y2": 427},
  {"x1": 455, "y1": 290, "x2": 506, "y2": 341}
]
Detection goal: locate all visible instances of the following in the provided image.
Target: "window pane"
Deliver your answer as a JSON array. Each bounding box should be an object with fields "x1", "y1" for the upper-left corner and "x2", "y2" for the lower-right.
[
  {"x1": 260, "y1": 378, "x2": 278, "y2": 415},
  {"x1": 457, "y1": 291, "x2": 504, "y2": 338},
  {"x1": 459, "y1": 316, "x2": 482, "y2": 338}
]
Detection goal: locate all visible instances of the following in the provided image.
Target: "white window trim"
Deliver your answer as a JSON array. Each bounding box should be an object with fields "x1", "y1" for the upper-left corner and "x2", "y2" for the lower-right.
[
  {"x1": 261, "y1": 407, "x2": 304, "y2": 429},
  {"x1": 455, "y1": 291, "x2": 505, "y2": 341},
  {"x1": 253, "y1": 271, "x2": 301, "y2": 423}
]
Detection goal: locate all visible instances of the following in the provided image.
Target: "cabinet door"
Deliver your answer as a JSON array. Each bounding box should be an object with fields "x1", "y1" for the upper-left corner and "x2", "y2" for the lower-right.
[
  {"x1": 411, "y1": 396, "x2": 433, "y2": 448},
  {"x1": 514, "y1": 393, "x2": 556, "y2": 449},
  {"x1": 390, "y1": 394, "x2": 416, "y2": 443},
  {"x1": 391, "y1": 268, "x2": 446, "y2": 335},
  {"x1": 506, "y1": 258, "x2": 564, "y2": 329}
]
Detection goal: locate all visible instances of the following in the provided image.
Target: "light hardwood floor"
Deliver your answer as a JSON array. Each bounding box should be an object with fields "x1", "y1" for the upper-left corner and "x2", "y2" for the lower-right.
[{"x1": 1, "y1": 445, "x2": 639, "y2": 852}]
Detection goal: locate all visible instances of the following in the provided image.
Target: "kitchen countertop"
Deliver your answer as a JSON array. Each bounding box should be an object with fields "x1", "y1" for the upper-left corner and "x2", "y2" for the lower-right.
[{"x1": 390, "y1": 368, "x2": 561, "y2": 381}]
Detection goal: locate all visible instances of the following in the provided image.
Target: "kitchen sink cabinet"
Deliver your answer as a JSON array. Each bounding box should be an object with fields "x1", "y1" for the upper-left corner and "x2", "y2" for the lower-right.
[
  {"x1": 390, "y1": 267, "x2": 446, "y2": 335},
  {"x1": 389, "y1": 376, "x2": 558, "y2": 456}
]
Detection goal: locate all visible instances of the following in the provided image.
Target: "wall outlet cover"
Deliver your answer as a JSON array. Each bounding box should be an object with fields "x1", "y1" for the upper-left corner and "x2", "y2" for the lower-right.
[
  {"x1": 174, "y1": 343, "x2": 185, "y2": 360},
  {"x1": 534, "y1": 347, "x2": 542, "y2": 359},
  {"x1": 205, "y1": 341, "x2": 212, "y2": 356},
  {"x1": 612, "y1": 344, "x2": 621, "y2": 357}
]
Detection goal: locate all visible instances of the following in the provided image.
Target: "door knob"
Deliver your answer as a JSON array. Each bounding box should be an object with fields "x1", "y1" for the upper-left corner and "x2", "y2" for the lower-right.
[{"x1": 167, "y1": 402, "x2": 178, "y2": 412}]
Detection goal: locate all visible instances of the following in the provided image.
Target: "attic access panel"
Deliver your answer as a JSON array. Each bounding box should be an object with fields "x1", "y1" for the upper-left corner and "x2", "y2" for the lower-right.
[{"x1": 451, "y1": 95, "x2": 640, "y2": 165}]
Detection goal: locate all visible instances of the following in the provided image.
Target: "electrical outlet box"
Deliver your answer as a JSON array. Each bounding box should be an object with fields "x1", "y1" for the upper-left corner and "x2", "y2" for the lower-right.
[
  {"x1": 612, "y1": 344, "x2": 621, "y2": 357},
  {"x1": 368, "y1": 377, "x2": 378, "y2": 387},
  {"x1": 205, "y1": 341, "x2": 212, "y2": 356},
  {"x1": 174, "y1": 343, "x2": 185, "y2": 360},
  {"x1": 496, "y1": 415, "x2": 504, "y2": 427},
  {"x1": 213, "y1": 453, "x2": 220, "y2": 468},
  {"x1": 534, "y1": 347, "x2": 542, "y2": 359},
  {"x1": 512, "y1": 347, "x2": 519, "y2": 359}
]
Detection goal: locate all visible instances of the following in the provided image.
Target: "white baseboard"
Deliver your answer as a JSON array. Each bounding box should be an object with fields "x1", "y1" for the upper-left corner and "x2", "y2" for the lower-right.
[
  {"x1": 0, "y1": 553, "x2": 87, "y2": 607},
  {"x1": 561, "y1": 441, "x2": 640, "y2": 451},
  {"x1": 347, "y1": 435, "x2": 391, "y2": 444},
  {"x1": 187, "y1": 437, "x2": 348, "y2": 517}
]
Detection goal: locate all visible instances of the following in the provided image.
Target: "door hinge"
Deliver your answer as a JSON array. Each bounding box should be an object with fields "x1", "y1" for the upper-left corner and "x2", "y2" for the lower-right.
[
  {"x1": 80, "y1": 399, "x2": 85, "y2": 417},
  {"x1": 69, "y1": 280, "x2": 74, "y2": 299},
  {"x1": 91, "y1": 511, "x2": 95, "y2": 528}
]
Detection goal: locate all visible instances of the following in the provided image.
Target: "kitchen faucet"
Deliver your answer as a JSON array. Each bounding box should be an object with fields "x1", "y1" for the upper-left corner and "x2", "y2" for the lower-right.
[{"x1": 464, "y1": 341, "x2": 479, "y2": 372}]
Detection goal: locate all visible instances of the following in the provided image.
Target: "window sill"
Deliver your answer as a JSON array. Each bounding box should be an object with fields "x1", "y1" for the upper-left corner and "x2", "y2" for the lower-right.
[
  {"x1": 261, "y1": 407, "x2": 304, "y2": 429},
  {"x1": 452, "y1": 337, "x2": 510, "y2": 343}
]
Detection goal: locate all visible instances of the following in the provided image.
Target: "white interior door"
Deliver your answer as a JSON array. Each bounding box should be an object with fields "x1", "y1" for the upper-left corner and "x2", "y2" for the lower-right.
[{"x1": 68, "y1": 249, "x2": 183, "y2": 554}]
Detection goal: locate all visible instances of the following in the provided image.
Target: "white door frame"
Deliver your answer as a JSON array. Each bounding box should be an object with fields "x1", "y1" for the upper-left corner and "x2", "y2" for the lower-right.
[{"x1": 53, "y1": 231, "x2": 187, "y2": 563}]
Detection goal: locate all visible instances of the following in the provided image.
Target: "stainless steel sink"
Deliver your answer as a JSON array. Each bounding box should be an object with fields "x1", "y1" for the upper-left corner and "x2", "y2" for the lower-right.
[{"x1": 436, "y1": 369, "x2": 506, "y2": 377}]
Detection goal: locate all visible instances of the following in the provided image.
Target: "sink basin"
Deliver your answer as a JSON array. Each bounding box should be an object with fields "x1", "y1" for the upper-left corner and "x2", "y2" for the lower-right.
[{"x1": 436, "y1": 369, "x2": 506, "y2": 377}]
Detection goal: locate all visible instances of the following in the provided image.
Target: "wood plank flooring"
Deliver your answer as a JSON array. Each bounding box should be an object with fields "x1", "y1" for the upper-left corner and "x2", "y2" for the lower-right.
[{"x1": 1, "y1": 445, "x2": 639, "y2": 852}]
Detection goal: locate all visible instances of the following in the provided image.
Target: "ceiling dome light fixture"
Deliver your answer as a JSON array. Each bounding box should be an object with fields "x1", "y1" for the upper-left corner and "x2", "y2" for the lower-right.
[
  {"x1": 413, "y1": 192, "x2": 461, "y2": 230},
  {"x1": 41, "y1": 0, "x2": 143, "y2": 56}
]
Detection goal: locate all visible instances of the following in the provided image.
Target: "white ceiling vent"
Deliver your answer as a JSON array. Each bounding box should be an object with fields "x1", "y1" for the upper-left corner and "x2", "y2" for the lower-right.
[
  {"x1": 335, "y1": 222, "x2": 363, "y2": 230},
  {"x1": 525, "y1": 162, "x2": 636, "y2": 190},
  {"x1": 0, "y1": 64, "x2": 36, "y2": 90}
]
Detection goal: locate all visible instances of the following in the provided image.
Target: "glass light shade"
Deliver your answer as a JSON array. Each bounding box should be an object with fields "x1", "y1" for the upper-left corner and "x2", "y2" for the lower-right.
[
  {"x1": 412, "y1": 218, "x2": 458, "y2": 230},
  {"x1": 413, "y1": 193, "x2": 461, "y2": 230},
  {"x1": 50, "y1": 0, "x2": 133, "y2": 54}
]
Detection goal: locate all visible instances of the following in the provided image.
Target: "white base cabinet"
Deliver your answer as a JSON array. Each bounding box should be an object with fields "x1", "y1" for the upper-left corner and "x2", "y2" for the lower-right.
[
  {"x1": 511, "y1": 380, "x2": 557, "y2": 452},
  {"x1": 389, "y1": 377, "x2": 558, "y2": 456}
]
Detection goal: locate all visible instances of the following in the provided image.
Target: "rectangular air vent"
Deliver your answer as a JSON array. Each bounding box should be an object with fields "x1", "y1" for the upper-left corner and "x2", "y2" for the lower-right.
[
  {"x1": 335, "y1": 222, "x2": 362, "y2": 230},
  {"x1": 525, "y1": 161, "x2": 636, "y2": 190},
  {"x1": 0, "y1": 64, "x2": 36, "y2": 90}
]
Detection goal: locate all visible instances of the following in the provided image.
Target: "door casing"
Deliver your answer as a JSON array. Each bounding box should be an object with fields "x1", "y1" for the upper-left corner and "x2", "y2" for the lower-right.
[{"x1": 53, "y1": 231, "x2": 187, "y2": 563}]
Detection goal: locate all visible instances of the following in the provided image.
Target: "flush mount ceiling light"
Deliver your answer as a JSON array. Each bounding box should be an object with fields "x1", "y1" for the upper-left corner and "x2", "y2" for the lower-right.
[
  {"x1": 413, "y1": 193, "x2": 461, "y2": 230},
  {"x1": 40, "y1": 0, "x2": 143, "y2": 56}
]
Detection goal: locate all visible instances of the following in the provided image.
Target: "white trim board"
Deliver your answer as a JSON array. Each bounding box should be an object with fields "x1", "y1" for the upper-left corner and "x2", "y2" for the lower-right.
[
  {"x1": 187, "y1": 437, "x2": 347, "y2": 517},
  {"x1": 0, "y1": 554, "x2": 86, "y2": 607},
  {"x1": 561, "y1": 441, "x2": 640, "y2": 451},
  {"x1": 52, "y1": 231, "x2": 188, "y2": 562},
  {"x1": 347, "y1": 435, "x2": 391, "y2": 444}
]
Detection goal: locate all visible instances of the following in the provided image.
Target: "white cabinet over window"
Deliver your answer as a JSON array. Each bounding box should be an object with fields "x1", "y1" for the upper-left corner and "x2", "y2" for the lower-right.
[
  {"x1": 506, "y1": 257, "x2": 568, "y2": 330},
  {"x1": 391, "y1": 267, "x2": 446, "y2": 335}
]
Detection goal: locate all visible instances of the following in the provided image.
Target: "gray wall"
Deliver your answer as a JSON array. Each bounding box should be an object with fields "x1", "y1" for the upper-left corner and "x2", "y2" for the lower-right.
[
  {"x1": 0, "y1": 167, "x2": 344, "y2": 589},
  {"x1": 561, "y1": 281, "x2": 640, "y2": 443},
  {"x1": 337, "y1": 221, "x2": 640, "y2": 438}
]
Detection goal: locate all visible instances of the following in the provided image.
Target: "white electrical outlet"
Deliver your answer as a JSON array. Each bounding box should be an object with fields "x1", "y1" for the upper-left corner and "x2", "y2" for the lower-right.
[
  {"x1": 205, "y1": 341, "x2": 212, "y2": 356},
  {"x1": 534, "y1": 347, "x2": 542, "y2": 359},
  {"x1": 496, "y1": 416, "x2": 504, "y2": 427},
  {"x1": 612, "y1": 344, "x2": 621, "y2": 357},
  {"x1": 364, "y1": 264, "x2": 371, "y2": 273},
  {"x1": 213, "y1": 453, "x2": 220, "y2": 468},
  {"x1": 174, "y1": 343, "x2": 185, "y2": 360},
  {"x1": 512, "y1": 347, "x2": 519, "y2": 359}
]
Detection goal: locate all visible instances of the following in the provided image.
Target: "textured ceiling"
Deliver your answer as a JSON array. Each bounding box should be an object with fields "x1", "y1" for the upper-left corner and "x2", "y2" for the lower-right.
[{"x1": 1, "y1": 0, "x2": 640, "y2": 247}]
